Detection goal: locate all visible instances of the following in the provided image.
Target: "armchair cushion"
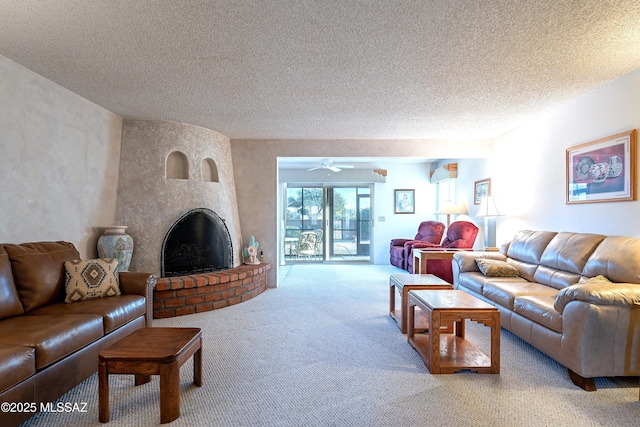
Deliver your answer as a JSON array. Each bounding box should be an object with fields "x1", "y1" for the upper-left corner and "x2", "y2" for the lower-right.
[{"x1": 441, "y1": 221, "x2": 479, "y2": 248}]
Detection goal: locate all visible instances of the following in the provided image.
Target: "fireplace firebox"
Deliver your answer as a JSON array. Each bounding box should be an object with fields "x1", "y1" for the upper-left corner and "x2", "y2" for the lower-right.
[{"x1": 161, "y1": 208, "x2": 233, "y2": 277}]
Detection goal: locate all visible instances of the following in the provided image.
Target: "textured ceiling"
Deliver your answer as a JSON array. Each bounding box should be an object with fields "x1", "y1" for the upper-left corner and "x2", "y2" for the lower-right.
[{"x1": 2, "y1": 0, "x2": 640, "y2": 140}]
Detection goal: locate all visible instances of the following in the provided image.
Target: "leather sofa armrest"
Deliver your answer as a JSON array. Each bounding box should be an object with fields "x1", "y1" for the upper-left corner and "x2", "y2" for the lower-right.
[
  {"x1": 119, "y1": 272, "x2": 157, "y2": 326},
  {"x1": 452, "y1": 251, "x2": 507, "y2": 273},
  {"x1": 554, "y1": 282, "x2": 640, "y2": 314},
  {"x1": 391, "y1": 238, "x2": 410, "y2": 247}
]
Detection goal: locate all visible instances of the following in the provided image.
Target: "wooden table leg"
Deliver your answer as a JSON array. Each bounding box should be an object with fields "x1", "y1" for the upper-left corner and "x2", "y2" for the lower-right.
[
  {"x1": 159, "y1": 361, "x2": 180, "y2": 424},
  {"x1": 194, "y1": 343, "x2": 203, "y2": 387},
  {"x1": 98, "y1": 360, "x2": 109, "y2": 423},
  {"x1": 491, "y1": 311, "x2": 501, "y2": 374},
  {"x1": 389, "y1": 283, "x2": 395, "y2": 318},
  {"x1": 428, "y1": 309, "x2": 440, "y2": 373},
  {"x1": 407, "y1": 302, "x2": 415, "y2": 343}
]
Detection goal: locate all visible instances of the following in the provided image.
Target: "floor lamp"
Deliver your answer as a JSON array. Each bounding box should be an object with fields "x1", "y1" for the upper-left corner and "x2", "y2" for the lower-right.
[
  {"x1": 436, "y1": 201, "x2": 468, "y2": 227},
  {"x1": 475, "y1": 196, "x2": 502, "y2": 249}
]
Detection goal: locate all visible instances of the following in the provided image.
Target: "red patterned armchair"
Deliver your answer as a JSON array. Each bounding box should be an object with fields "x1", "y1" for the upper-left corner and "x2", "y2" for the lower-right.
[
  {"x1": 408, "y1": 220, "x2": 479, "y2": 282},
  {"x1": 389, "y1": 221, "x2": 445, "y2": 270}
]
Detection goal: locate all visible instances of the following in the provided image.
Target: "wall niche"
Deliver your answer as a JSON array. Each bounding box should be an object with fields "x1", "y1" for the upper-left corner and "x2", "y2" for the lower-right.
[
  {"x1": 166, "y1": 151, "x2": 189, "y2": 179},
  {"x1": 201, "y1": 158, "x2": 219, "y2": 182}
]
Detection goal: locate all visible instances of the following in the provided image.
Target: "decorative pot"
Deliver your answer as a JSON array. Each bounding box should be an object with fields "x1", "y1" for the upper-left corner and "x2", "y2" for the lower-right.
[{"x1": 97, "y1": 226, "x2": 134, "y2": 272}]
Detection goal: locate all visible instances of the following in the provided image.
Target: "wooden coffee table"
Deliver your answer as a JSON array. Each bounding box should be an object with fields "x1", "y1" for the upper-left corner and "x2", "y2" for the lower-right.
[
  {"x1": 407, "y1": 290, "x2": 500, "y2": 374},
  {"x1": 99, "y1": 327, "x2": 202, "y2": 424},
  {"x1": 389, "y1": 273, "x2": 453, "y2": 333}
]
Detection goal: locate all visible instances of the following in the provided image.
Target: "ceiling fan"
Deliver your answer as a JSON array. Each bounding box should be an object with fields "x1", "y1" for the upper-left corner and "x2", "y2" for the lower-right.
[{"x1": 306, "y1": 159, "x2": 355, "y2": 172}]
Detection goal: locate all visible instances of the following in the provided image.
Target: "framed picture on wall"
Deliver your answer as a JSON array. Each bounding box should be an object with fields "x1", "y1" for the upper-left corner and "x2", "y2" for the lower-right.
[
  {"x1": 394, "y1": 189, "x2": 415, "y2": 214},
  {"x1": 566, "y1": 129, "x2": 636, "y2": 204},
  {"x1": 474, "y1": 179, "x2": 491, "y2": 205}
]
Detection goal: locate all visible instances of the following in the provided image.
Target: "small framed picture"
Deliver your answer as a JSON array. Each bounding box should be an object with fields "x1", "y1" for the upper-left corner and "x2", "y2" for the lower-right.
[
  {"x1": 474, "y1": 179, "x2": 491, "y2": 205},
  {"x1": 394, "y1": 189, "x2": 415, "y2": 214},
  {"x1": 566, "y1": 129, "x2": 636, "y2": 204}
]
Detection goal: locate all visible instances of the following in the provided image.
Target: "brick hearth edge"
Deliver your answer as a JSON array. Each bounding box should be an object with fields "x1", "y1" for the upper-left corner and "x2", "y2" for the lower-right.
[{"x1": 153, "y1": 263, "x2": 270, "y2": 318}]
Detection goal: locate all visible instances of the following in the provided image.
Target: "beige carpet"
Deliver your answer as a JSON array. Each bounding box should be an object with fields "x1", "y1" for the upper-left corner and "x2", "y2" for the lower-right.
[{"x1": 21, "y1": 264, "x2": 639, "y2": 426}]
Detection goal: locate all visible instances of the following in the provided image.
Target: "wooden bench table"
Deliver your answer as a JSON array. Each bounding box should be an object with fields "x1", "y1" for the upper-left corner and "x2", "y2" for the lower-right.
[
  {"x1": 99, "y1": 327, "x2": 202, "y2": 424},
  {"x1": 389, "y1": 273, "x2": 453, "y2": 333},
  {"x1": 407, "y1": 290, "x2": 500, "y2": 374}
]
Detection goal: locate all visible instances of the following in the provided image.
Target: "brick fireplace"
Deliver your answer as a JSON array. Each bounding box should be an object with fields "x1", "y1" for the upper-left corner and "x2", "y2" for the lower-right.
[
  {"x1": 154, "y1": 263, "x2": 270, "y2": 318},
  {"x1": 153, "y1": 207, "x2": 269, "y2": 318}
]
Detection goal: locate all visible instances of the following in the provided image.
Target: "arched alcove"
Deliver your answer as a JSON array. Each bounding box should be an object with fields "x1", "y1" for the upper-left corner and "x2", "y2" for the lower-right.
[
  {"x1": 166, "y1": 151, "x2": 189, "y2": 179},
  {"x1": 201, "y1": 158, "x2": 219, "y2": 182}
]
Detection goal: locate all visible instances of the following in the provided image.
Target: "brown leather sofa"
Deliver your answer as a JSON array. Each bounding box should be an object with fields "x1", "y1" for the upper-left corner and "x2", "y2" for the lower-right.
[
  {"x1": 452, "y1": 230, "x2": 640, "y2": 391},
  {"x1": 0, "y1": 241, "x2": 155, "y2": 426}
]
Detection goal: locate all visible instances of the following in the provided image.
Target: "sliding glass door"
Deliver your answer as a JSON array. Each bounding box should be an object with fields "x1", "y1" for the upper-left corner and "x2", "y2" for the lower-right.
[
  {"x1": 282, "y1": 185, "x2": 371, "y2": 263},
  {"x1": 327, "y1": 186, "x2": 370, "y2": 261}
]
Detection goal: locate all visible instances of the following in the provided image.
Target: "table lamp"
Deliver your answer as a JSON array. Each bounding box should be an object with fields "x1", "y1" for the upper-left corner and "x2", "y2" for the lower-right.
[
  {"x1": 436, "y1": 200, "x2": 468, "y2": 227},
  {"x1": 475, "y1": 195, "x2": 502, "y2": 249}
]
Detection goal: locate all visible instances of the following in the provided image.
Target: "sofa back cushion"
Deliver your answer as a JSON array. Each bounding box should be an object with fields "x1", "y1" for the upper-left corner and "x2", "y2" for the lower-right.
[
  {"x1": 540, "y1": 232, "x2": 606, "y2": 273},
  {"x1": 0, "y1": 245, "x2": 24, "y2": 319},
  {"x1": 506, "y1": 230, "x2": 557, "y2": 264},
  {"x1": 4, "y1": 241, "x2": 80, "y2": 312},
  {"x1": 582, "y1": 236, "x2": 640, "y2": 283},
  {"x1": 532, "y1": 232, "x2": 606, "y2": 289}
]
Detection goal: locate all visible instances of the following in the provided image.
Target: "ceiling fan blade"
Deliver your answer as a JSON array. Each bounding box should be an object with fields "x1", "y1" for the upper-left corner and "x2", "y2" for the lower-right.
[
  {"x1": 307, "y1": 166, "x2": 322, "y2": 171},
  {"x1": 327, "y1": 166, "x2": 341, "y2": 172},
  {"x1": 334, "y1": 164, "x2": 354, "y2": 169}
]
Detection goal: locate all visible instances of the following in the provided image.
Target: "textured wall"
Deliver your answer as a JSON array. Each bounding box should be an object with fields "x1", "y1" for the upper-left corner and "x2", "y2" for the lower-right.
[
  {"x1": 117, "y1": 119, "x2": 242, "y2": 276},
  {"x1": 0, "y1": 55, "x2": 122, "y2": 257}
]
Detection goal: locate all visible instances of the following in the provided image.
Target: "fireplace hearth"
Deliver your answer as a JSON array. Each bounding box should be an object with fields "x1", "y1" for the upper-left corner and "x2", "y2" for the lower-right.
[{"x1": 161, "y1": 208, "x2": 233, "y2": 277}]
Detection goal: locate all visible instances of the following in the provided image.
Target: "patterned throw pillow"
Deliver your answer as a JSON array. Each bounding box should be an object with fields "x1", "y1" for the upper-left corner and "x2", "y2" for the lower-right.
[
  {"x1": 64, "y1": 258, "x2": 121, "y2": 303},
  {"x1": 475, "y1": 258, "x2": 519, "y2": 277}
]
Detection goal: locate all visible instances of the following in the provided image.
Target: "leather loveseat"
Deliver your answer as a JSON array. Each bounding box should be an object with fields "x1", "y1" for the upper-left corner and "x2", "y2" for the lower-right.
[
  {"x1": 0, "y1": 241, "x2": 155, "y2": 426},
  {"x1": 452, "y1": 230, "x2": 640, "y2": 391}
]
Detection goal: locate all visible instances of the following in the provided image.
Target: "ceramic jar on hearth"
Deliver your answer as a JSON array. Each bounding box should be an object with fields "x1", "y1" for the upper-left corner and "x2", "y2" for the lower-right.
[{"x1": 97, "y1": 226, "x2": 134, "y2": 272}]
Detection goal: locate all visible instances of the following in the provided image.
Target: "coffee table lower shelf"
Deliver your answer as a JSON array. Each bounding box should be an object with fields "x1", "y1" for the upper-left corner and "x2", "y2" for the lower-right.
[{"x1": 409, "y1": 333, "x2": 494, "y2": 374}]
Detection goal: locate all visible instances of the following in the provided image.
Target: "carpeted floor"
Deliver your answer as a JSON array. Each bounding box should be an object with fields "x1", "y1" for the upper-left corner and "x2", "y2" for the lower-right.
[{"x1": 21, "y1": 264, "x2": 639, "y2": 426}]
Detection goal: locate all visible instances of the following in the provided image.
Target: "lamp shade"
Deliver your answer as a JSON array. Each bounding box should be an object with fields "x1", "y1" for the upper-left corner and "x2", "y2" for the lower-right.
[
  {"x1": 475, "y1": 196, "x2": 502, "y2": 217},
  {"x1": 436, "y1": 200, "x2": 468, "y2": 215}
]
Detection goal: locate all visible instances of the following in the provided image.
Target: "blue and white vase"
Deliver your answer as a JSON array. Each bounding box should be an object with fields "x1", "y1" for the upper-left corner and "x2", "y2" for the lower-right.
[{"x1": 97, "y1": 226, "x2": 134, "y2": 272}]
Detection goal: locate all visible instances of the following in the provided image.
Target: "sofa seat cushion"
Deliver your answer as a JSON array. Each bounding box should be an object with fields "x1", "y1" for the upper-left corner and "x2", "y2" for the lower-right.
[
  {"x1": 0, "y1": 314, "x2": 103, "y2": 369},
  {"x1": 458, "y1": 272, "x2": 526, "y2": 296},
  {"x1": 0, "y1": 345, "x2": 35, "y2": 393},
  {"x1": 514, "y1": 295, "x2": 562, "y2": 333},
  {"x1": 28, "y1": 295, "x2": 145, "y2": 334},
  {"x1": 483, "y1": 280, "x2": 558, "y2": 309}
]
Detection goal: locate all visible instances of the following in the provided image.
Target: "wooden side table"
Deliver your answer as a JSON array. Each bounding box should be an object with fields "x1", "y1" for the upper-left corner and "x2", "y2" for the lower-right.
[
  {"x1": 99, "y1": 327, "x2": 202, "y2": 424},
  {"x1": 412, "y1": 248, "x2": 463, "y2": 274},
  {"x1": 389, "y1": 273, "x2": 453, "y2": 333},
  {"x1": 407, "y1": 290, "x2": 500, "y2": 374}
]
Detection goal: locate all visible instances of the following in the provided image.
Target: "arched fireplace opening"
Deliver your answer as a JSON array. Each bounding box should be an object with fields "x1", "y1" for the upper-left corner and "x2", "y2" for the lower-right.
[{"x1": 161, "y1": 208, "x2": 233, "y2": 277}]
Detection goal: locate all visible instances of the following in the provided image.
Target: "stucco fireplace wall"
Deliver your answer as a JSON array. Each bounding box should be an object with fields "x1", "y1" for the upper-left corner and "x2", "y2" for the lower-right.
[{"x1": 117, "y1": 119, "x2": 242, "y2": 275}]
